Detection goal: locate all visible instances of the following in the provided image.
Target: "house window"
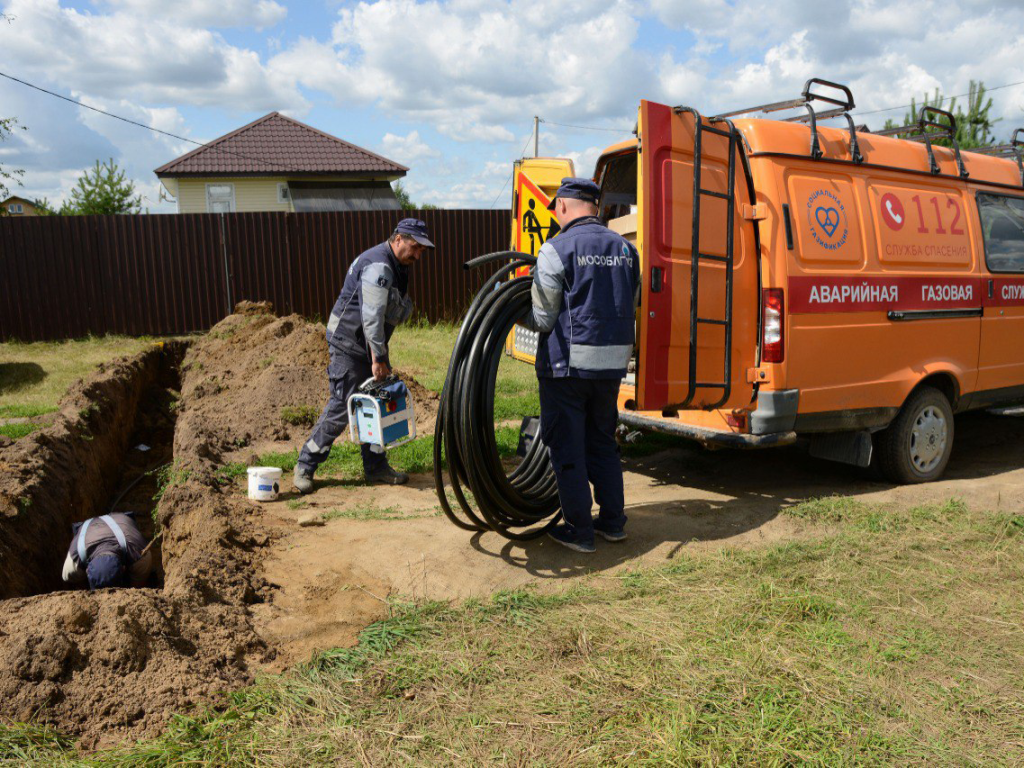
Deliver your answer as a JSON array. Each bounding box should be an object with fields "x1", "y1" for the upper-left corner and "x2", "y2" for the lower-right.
[
  {"x1": 206, "y1": 183, "x2": 236, "y2": 213},
  {"x1": 277, "y1": 183, "x2": 290, "y2": 205},
  {"x1": 8, "y1": 203, "x2": 23, "y2": 214}
]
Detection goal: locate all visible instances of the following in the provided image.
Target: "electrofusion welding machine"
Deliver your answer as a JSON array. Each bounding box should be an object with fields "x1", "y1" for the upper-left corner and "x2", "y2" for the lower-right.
[{"x1": 347, "y1": 375, "x2": 417, "y2": 452}]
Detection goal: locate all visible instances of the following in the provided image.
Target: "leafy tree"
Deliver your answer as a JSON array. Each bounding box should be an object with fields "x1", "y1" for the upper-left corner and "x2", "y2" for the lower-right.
[
  {"x1": 392, "y1": 180, "x2": 439, "y2": 211},
  {"x1": 33, "y1": 197, "x2": 58, "y2": 216},
  {"x1": 883, "y1": 80, "x2": 998, "y2": 149},
  {"x1": 62, "y1": 158, "x2": 143, "y2": 215},
  {"x1": 0, "y1": 117, "x2": 25, "y2": 207}
]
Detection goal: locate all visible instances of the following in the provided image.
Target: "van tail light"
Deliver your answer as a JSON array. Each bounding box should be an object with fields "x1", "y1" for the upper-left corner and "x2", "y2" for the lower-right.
[{"x1": 762, "y1": 288, "x2": 785, "y2": 364}]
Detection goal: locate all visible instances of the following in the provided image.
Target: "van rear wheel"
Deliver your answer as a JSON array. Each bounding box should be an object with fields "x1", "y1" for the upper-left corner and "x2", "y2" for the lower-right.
[{"x1": 876, "y1": 387, "x2": 954, "y2": 484}]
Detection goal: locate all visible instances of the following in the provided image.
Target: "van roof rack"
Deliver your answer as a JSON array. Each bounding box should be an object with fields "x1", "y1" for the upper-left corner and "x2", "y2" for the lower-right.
[
  {"x1": 712, "y1": 78, "x2": 864, "y2": 164},
  {"x1": 967, "y1": 129, "x2": 1024, "y2": 186},
  {"x1": 873, "y1": 106, "x2": 969, "y2": 178}
]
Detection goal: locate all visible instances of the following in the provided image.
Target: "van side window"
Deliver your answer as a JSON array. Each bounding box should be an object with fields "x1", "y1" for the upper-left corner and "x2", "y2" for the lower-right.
[{"x1": 978, "y1": 193, "x2": 1024, "y2": 273}]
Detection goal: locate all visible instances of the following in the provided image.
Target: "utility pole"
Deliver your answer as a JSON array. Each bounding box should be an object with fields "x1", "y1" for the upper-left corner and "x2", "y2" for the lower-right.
[{"x1": 533, "y1": 116, "x2": 539, "y2": 158}]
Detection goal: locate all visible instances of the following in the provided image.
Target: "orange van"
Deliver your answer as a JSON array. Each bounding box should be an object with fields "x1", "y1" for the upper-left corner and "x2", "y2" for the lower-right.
[{"x1": 507, "y1": 79, "x2": 1024, "y2": 483}]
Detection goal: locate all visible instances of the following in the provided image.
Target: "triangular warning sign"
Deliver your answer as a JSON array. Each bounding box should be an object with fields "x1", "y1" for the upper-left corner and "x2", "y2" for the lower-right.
[{"x1": 515, "y1": 173, "x2": 560, "y2": 257}]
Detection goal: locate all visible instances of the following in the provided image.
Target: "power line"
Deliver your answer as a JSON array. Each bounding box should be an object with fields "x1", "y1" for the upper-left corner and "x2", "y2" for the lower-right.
[
  {"x1": 851, "y1": 79, "x2": 1024, "y2": 117},
  {"x1": 539, "y1": 118, "x2": 633, "y2": 134},
  {"x1": 489, "y1": 133, "x2": 535, "y2": 209},
  {"x1": 0, "y1": 69, "x2": 298, "y2": 173}
]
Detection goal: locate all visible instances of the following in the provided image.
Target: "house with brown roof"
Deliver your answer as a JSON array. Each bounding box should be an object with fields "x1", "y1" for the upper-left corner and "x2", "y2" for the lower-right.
[
  {"x1": 1, "y1": 196, "x2": 42, "y2": 216},
  {"x1": 154, "y1": 112, "x2": 408, "y2": 214}
]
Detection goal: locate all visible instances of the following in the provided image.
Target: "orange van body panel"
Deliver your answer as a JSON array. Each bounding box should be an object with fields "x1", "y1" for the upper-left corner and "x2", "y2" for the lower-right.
[
  {"x1": 504, "y1": 100, "x2": 1024, "y2": 443},
  {"x1": 626, "y1": 102, "x2": 1024, "y2": 439}
]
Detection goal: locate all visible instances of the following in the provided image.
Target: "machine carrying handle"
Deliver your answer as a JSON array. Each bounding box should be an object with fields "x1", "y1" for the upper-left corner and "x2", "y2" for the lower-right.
[
  {"x1": 801, "y1": 78, "x2": 856, "y2": 111},
  {"x1": 357, "y1": 374, "x2": 400, "y2": 398}
]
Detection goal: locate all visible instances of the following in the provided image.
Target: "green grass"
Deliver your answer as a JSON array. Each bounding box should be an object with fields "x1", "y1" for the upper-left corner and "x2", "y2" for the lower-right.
[
  {"x1": 8, "y1": 496, "x2": 1023, "y2": 764},
  {"x1": 390, "y1": 323, "x2": 540, "y2": 421},
  {"x1": 0, "y1": 335, "x2": 157, "y2": 417},
  {"x1": 0, "y1": 423, "x2": 38, "y2": 440},
  {"x1": 280, "y1": 405, "x2": 319, "y2": 427},
  {"x1": 321, "y1": 504, "x2": 405, "y2": 521},
  {"x1": 251, "y1": 426, "x2": 521, "y2": 483}
]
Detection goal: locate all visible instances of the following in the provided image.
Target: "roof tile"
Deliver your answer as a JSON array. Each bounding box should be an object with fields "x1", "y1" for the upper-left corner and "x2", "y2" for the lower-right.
[{"x1": 154, "y1": 113, "x2": 408, "y2": 177}]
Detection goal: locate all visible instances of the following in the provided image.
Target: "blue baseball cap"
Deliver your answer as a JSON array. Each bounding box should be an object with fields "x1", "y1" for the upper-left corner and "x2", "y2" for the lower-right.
[
  {"x1": 547, "y1": 177, "x2": 601, "y2": 211},
  {"x1": 86, "y1": 553, "x2": 125, "y2": 590},
  {"x1": 394, "y1": 218, "x2": 434, "y2": 248}
]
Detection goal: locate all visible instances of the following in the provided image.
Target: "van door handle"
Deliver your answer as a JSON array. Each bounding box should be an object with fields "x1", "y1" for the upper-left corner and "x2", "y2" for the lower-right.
[
  {"x1": 650, "y1": 267, "x2": 663, "y2": 293},
  {"x1": 989, "y1": 279, "x2": 994, "y2": 299}
]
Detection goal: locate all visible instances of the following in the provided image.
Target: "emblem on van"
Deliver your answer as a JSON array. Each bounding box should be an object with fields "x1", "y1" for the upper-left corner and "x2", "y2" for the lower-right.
[{"x1": 806, "y1": 189, "x2": 849, "y2": 250}]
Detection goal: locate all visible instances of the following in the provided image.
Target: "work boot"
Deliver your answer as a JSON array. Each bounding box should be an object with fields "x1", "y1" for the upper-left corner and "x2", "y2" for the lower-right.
[
  {"x1": 293, "y1": 465, "x2": 315, "y2": 494},
  {"x1": 366, "y1": 464, "x2": 409, "y2": 485},
  {"x1": 593, "y1": 518, "x2": 628, "y2": 543},
  {"x1": 547, "y1": 523, "x2": 596, "y2": 554}
]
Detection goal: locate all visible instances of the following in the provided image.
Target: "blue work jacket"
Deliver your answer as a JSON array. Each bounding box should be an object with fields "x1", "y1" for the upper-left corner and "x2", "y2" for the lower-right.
[
  {"x1": 326, "y1": 241, "x2": 413, "y2": 365},
  {"x1": 526, "y1": 216, "x2": 640, "y2": 380}
]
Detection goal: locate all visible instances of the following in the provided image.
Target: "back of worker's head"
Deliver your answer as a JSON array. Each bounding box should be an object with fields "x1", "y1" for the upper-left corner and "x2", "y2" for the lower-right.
[
  {"x1": 548, "y1": 177, "x2": 600, "y2": 226},
  {"x1": 86, "y1": 552, "x2": 125, "y2": 590}
]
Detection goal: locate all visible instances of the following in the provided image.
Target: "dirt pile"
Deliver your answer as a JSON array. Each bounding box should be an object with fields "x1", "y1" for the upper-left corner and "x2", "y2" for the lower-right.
[
  {"x1": 178, "y1": 301, "x2": 437, "y2": 461},
  {"x1": 0, "y1": 339, "x2": 272, "y2": 748},
  {"x1": 0, "y1": 304, "x2": 443, "y2": 747}
]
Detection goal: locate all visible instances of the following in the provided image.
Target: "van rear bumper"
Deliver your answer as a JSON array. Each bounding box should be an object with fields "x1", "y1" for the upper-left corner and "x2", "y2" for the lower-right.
[{"x1": 617, "y1": 410, "x2": 797, "y2": 449}]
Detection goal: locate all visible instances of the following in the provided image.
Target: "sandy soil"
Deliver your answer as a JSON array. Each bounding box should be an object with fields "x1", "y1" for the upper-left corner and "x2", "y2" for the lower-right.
[{"x1": 250, "y1": 407, "x2": 1024, "y2": 668}]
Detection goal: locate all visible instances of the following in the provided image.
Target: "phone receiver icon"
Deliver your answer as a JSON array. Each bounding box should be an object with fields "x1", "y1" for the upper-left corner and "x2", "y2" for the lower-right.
[{"x1": 886, "y1": 199, "x2": 903, "y2": 224}]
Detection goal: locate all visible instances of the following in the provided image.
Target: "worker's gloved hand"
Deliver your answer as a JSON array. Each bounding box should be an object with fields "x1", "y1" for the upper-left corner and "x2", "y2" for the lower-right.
[{"x1": 372, "y1": 361, "x2": 391, "y2": 381}]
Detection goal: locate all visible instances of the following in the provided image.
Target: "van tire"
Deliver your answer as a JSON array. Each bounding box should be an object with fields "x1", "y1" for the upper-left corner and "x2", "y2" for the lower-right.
[{"x1": 876, "y1": 387, "x2": 954, "y2": 484}]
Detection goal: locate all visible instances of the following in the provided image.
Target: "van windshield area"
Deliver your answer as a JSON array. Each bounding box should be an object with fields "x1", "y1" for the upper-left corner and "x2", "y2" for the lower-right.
[
  {"x1": 979, "y1": 193, "x2": 1024, "y2": 272},
  {"x1": 597, "y1": 152, "x2": 637, "y2": 222}
]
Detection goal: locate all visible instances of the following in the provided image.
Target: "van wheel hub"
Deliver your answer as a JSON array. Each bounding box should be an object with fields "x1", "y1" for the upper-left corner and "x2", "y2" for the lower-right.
[{"x1": 910, "y1": 406, "x2": 947, "y2": 472}]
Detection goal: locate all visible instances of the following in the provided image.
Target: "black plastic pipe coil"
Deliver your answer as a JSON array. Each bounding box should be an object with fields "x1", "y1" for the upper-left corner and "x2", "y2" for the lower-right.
[{"x1": 433, "y1": 251, "x2": 562, "y2": 540}]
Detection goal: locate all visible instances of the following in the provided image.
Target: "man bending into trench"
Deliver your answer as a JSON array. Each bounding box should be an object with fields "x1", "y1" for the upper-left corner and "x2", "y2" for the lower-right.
[
  {"x1": 293, "y1": 218, "x2": 433, "y2": 494},
  {"x1": 63, "y1": 512, "x2": 153, "y2": 590}
]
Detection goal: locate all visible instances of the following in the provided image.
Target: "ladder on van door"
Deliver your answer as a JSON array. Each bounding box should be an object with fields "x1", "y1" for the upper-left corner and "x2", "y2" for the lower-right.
[
  {"x1": 672, "y1": 107, "x2": 741, "y2": 410},
  {"x1": 668, "y1": 79, "x2": 862, "y2": 410}
]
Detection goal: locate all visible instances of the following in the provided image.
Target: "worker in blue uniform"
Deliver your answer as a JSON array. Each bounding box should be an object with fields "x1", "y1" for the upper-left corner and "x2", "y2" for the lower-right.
[
  {"x1": 294, "y1": 218, "x2": 433, "y2": 494},
  {"x1": 63, "y1": 512, "x2": 153, "y2": 590},
  {"x1": 524, "y1": 178, "x2": 640, "y2": 552}
]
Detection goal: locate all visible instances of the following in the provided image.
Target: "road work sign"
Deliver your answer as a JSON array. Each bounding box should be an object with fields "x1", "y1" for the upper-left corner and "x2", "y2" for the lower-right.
[{"x1": 515, "y1": 173, "x2": 560, "y2": 257}]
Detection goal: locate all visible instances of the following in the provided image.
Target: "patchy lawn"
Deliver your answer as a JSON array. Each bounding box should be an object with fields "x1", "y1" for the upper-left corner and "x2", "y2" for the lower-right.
[
  {"x1": 5, "y1": 496, "x2": 1022, "y2": 764},
  {"x1": 0, "y1": 336, "x2": 157, "y2": 420}
]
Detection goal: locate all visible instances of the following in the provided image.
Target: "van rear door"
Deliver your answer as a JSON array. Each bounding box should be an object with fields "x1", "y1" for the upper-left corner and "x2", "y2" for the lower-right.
[{"x1": 635, "y1": 100, "x2": 759, "y2": 412}]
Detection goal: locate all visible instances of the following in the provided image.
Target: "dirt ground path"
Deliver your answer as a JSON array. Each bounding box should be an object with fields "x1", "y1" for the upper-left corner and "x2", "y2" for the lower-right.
[{"x1": 252, "y1": 408, "x2": 1024, "y2": 668}]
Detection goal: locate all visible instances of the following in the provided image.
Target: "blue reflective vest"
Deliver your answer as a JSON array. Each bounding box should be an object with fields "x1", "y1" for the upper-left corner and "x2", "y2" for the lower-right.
[
  {"x1": 531, "y1": 216, "x2": 639, "y2": 380},
  {"x1": 325, "y1": 241, "x2": 412, "y2": 365}
]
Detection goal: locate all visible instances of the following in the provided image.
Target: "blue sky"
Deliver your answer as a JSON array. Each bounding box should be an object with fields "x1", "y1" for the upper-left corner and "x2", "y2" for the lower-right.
[{"x1": 2, "y1": 0, "x2": 1023, "y2": 212}]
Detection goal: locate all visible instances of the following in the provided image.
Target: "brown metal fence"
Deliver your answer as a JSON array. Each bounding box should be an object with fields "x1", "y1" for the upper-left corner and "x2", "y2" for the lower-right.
[{"x1": 0, "y1": 209, "x2": 510, "y2": 342}]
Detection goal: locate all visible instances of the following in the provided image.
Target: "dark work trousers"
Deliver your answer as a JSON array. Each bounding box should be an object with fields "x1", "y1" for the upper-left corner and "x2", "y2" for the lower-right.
[
  {"x1": 538, "y1": 377, "x2": 626, "y2": 544},
  {"x1": 298, "y1": 351, "x2": 388, "y2": 476}
]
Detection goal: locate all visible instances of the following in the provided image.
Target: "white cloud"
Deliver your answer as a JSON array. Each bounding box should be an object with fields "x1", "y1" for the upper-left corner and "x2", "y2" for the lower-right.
[
  {"x1": 100, "y1": 0, "x2": 287, "y2": 29},
  {"x1": 272, "y1": 0, "x2": 658, "y2": 144},
  {"x1": 0, "y1": 0, "x2": 305, "y2": 112},
  {"x1": 379, "y1": 130, "x2": 440, "y2": 165}
]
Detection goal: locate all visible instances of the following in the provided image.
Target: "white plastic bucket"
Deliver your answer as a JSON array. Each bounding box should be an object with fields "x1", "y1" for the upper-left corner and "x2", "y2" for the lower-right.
[{"x1": 247, "y1": 466, "x2": 282, "y2": 501}]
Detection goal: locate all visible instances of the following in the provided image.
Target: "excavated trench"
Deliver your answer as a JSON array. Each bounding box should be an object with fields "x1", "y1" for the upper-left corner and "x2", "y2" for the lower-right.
[
  {"x1": 0, "y1": 343, "x2": 183, "y2": 599},
  {"x1": 0, "y1": 338, "x2": 273, "y2": 747}
]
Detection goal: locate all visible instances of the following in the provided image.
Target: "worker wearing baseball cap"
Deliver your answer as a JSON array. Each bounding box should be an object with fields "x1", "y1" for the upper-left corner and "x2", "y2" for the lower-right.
[
  {"x1": 294, "y1": 218, "x2": 434, "y2": 494},
  {"x1": 524, "y1": 178, "x2": 640, "y2": 553}
]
